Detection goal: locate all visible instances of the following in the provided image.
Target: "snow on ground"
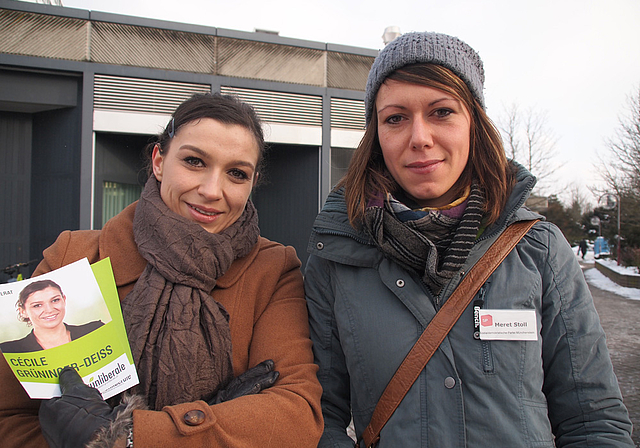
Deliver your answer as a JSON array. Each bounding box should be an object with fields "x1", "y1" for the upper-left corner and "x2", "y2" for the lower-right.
[{"x1": 573, "y1": 246, "x2": 640, "y2": 301}]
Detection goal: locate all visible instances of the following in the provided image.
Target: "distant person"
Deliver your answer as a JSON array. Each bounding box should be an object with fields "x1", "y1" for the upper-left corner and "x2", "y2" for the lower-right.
[
  {"x1": 579, "y1": 239, "x2": 588, "y2": 259},
  {"x1": 304, "y1": 31, "x2": 633, "y2": 446},
  {"x1": 0, "y1": 279, "x2": 103, "y2": 354}
]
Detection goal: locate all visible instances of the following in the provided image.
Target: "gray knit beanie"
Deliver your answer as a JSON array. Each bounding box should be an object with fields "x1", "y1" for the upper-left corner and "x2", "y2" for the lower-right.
[{"x1": 365, "y1": 31, "x2": 485, "y2": 124}]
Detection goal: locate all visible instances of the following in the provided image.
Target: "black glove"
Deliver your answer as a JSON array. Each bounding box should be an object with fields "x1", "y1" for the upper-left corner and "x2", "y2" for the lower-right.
[
  {"x1": 39, "y1": 367, "x2": 129, "y2": 448},
  {"x1": 208, "y1": 359, "x2": 279, "y2": 404}
]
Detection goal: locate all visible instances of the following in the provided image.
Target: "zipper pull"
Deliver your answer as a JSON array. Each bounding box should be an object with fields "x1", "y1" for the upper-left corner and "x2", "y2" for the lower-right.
[
  {"x1": 473, "y1": 286, "x2": 487, "y2": 340},
  {"x1": 473, "y1": 299, "x2": 484, "y2": 340}
]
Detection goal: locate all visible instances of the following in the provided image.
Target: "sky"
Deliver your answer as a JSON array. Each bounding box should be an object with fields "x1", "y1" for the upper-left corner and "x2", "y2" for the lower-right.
[{"x1": 56, "y1": 0, "x2": 640, "y2": 205}]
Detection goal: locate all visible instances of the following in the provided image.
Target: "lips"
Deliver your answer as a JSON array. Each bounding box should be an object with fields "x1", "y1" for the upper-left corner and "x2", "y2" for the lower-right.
[
  {"x1": 406, "y1": 159, "x2": 442, "y2": 173},
  {"x1": 187, "y1": 203, "x2": 223, "y2": 225},
  {"x1": 36, "y1": 312, "x2": 62, "y2": 327},
  {"x1": 189, "y1": 204, "x2": 219, "y2": 216}
]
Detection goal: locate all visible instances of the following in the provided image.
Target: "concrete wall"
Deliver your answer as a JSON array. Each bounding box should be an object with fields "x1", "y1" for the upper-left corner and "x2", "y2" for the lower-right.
[{"x1": 594, "y1": 260, "x2": 640, "y2": 289}]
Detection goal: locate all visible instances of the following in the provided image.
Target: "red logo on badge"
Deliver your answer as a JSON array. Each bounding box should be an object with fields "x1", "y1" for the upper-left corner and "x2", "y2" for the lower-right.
[{"x1": 481, "y1": 315, "x2": 493, "y2": 326}]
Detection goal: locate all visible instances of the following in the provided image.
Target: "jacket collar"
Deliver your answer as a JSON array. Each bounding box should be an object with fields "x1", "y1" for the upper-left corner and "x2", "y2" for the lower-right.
[
  {"x1": 215, "y1": 238, "x2": 262, "y2": 289},
  {"x1": 310, "y1": 187, "x2": 373, "y2": 243},
  {"x1": 482, "y1": 161, "x2": 542, "y2": 239}
]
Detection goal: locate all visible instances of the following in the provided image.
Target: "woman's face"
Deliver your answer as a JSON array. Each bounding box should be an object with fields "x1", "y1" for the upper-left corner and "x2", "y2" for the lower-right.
[
  {"x1": 376, "y1": 80, "x2": 472, "y2": 208},
  {"x1": 152, "y1": 118, "x2": 260, "y2": 234},
  {"x1": 20, "y1": 286, "x2": 66, "y2": 331}
]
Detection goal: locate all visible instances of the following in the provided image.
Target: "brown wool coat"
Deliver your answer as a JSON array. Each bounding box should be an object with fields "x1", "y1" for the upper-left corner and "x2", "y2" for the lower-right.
[{"x1": 0, "y1": 203, "x2": 323, "y2": 448}]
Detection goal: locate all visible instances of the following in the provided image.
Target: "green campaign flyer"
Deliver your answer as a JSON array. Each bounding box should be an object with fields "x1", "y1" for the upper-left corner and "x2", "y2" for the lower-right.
[{"x1": 0, "y1": 258, "x2": 139, "y2": 400}]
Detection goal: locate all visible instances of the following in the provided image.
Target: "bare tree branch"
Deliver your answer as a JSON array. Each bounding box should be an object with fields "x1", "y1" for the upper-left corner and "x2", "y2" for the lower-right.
[
  {"x1": 500, "y1": 104, "x2": 521, "y2": 160},
  {"x1": 497, "y1": 104, "x2": 566, "y2": 194},
  {"x1": 598, "y1": 87, "x2": 640, "y2": 195}
]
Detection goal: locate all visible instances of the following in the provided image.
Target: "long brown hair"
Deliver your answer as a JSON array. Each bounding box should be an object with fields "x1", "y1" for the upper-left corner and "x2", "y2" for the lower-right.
[{"x1": 339, "y1": 63, "x2": 515, "y2": 227}]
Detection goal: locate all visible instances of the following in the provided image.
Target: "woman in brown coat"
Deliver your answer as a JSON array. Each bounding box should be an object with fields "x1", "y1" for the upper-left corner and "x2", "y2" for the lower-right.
[{"x1": 0, "y1": 93, "x2": 322, "y2": 448}]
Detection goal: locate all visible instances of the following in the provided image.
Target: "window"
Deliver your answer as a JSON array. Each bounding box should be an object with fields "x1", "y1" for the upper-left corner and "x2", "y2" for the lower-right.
[
  {"x1": 331, "y1": 147, "x2": 355, "y2": 187},
  {"x1": 102, "y1": 181, "x2": 142, "y2": 226}
]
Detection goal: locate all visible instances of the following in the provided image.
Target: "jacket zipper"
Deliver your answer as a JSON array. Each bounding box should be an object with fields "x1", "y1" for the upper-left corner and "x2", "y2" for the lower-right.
[
  {"x1": 314, "y1": 228, "x2": 373, "y2": 246},
  {"x1": 475, "y1": 284, "x2": 495, "y2": 373}
]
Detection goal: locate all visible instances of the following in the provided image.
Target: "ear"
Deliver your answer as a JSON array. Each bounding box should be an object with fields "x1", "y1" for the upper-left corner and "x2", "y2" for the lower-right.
[
  {"x1": 252, "y1": 172, "x2": 260, "y2": 187},
  {"x1": 151, "y1": 144, "x2": 164, "y2": 181}
]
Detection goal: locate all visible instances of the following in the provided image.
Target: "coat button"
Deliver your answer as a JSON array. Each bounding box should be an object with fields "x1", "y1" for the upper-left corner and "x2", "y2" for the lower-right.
[
  {"x1": 183, "y1": 409, "x2": 206, "y2": 426},
  {"x1": 444, "y1": 377, "x2": 456, "y2": 389},
  {"x1": 396, "y1": 279, "x2": 405, "y2": 287},
  {"x1": 316, "y1": 242, "x2": 324, "y2": 250}
]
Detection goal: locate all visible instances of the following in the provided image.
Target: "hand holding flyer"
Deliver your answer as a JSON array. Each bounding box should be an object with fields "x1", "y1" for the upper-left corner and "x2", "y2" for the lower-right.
[{"x1": 0, "y1": 258, "x2": 138, "y2": 400}]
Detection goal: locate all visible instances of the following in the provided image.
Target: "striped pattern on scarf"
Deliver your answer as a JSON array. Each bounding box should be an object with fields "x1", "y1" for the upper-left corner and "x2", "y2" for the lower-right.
[{"x1": 363, "y1": 184, "x2": 484, "y2": 295}]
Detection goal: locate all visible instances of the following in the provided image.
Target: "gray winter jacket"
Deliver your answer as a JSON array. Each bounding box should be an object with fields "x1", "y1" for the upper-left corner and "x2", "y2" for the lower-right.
[{"x1": 304, "y1": 166, "x2": 633, "y2": 447}]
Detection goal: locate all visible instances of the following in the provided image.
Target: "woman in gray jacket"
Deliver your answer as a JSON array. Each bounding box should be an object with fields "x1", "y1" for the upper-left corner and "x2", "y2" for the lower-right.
[{"x1": 304, "y1": 31, "x2": 633, "y2": 447}]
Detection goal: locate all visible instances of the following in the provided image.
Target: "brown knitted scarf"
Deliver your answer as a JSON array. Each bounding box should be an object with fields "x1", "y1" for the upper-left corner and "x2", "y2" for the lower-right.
[{"x1": 121, "y1": 177, "x2": 260, "y2": 410}]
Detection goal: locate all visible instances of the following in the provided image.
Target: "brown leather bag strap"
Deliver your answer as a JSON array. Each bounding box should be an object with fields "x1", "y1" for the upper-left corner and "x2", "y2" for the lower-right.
[{"x1": 359, "y1": 219, "x2": 539, "y2": 448}]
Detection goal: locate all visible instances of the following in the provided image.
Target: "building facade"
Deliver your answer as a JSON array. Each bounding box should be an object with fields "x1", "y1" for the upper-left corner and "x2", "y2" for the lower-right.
[{"x1": 0, "y1": 0, "x2": 377, "y2": 275}]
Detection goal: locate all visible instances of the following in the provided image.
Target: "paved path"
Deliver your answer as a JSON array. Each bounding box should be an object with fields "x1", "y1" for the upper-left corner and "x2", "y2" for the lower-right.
[{"x1": 584, "y1": 263, "x2": 640, "y2": 446}]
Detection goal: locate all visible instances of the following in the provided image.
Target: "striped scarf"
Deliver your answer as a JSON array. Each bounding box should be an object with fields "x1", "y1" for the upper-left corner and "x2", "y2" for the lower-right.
[{"x1": 363, "y1": 184, "x2": 484, "y2": 296}]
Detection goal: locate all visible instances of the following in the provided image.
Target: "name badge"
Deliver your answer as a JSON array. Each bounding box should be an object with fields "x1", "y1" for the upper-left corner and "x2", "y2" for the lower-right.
[{"x1": 477, "y1": 310, "x2": 538, "y2": 341}]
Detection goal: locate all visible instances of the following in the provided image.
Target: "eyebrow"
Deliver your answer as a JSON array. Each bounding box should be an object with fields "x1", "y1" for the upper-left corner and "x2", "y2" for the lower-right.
[
  {"x1": 231, "y1": 160, "x2": 256, "y2": 170},
  {"x1": 29, "y1": 294, "x2": 63, "y2": 303},
  {"x1": 377, "y1": 97, "x2": 457, "y2": 115},
  {"x1": 429, "y1": 97, "x2": 457, "y2": 106}
]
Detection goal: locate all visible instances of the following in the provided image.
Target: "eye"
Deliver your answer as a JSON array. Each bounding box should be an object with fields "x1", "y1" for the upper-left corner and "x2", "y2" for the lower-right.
[
  {"x1": 228, "y1": 168, "x2": 250, "y2": 181},
  {"x1": 434, "y1": 108, "x2": 454, "y2": 118},
  {"x1": 184, "y1": 156, "x2": 205, "y2": 168},
  {"x1": 384, "y1": 114, "x2": 404, "y2": 125}
]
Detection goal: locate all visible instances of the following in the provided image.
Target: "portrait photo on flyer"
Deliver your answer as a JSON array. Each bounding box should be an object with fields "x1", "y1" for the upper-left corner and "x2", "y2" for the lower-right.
[{"x1": 0, "y1": 258, "x2": 139, "y2": 400}]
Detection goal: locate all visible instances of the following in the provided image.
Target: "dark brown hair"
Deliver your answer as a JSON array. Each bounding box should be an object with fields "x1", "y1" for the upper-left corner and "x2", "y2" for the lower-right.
[
  {"x1": 339, "y1": 63, "x2": 515, "y2": 226},
  {"x1": 145, "y1": 92, "x2": 266, "y2": 183}
]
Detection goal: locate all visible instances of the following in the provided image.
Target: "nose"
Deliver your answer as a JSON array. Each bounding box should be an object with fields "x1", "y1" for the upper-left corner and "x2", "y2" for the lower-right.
[
  {"x1": 198, "y1": 171, "x2": 223, "y2": 200},
  {"x1": 410, "y1": 117, "x2": 434, "y2": 149}
]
